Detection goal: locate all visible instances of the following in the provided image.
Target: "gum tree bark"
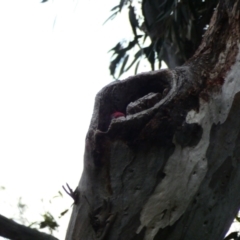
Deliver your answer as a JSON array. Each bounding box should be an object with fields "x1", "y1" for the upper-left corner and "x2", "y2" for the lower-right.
[{"x1": 66, "y1": 0, "x2": 240, "y2": 239}]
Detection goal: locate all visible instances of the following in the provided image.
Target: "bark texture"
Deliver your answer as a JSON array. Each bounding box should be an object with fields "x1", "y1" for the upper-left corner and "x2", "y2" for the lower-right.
[{"x1": 66, "y1": 0, "x2": 240, "y2": 239}]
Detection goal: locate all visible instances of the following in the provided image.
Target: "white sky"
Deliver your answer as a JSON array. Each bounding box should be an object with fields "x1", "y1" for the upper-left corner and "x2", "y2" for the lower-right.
[{"x1": 0, "y1": 0, "x2": 136, "y2": 238}]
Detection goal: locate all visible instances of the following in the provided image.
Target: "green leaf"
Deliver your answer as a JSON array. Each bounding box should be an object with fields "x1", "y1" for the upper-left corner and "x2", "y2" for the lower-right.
[
  {"x1": 223, "y1": 231, "x2": 239, "y2": 240},
  {"x1": 40, "y1": 212, "x2": 59, "y2": 231},
  {"x1": 156, "y1": 0, "x2": 175, "y2": 22},
  {"x1": 109, "y1": 50, "x2": 127, "y2": 77},
  {"x1": 236, "y1": 216, "x2": 240, "y2": 222},
  {"x1": 165, "y1": 0, "x2": 175, "y2": 11},
  {"x1": 180, "y1": 4, "x2": 190, "y2": 24},
  {"x1": 53, "y1": 191, "x2": 63, "y2": 198},
  {"x1": 156, "y1": 8, "x2": 172, "y2": 22},
  {"x1": 28, "y1": 221, "x2": 38, "y2": 228},
  {"x1": 119, "y1": 0, "x2": 128, "y2": 12},
  {"x1": 134, "y1": 60, "x2": 140, "y2": 74},
  {"x1": 108, "y1": 42, "x2": 122, "y2": 54},
  {"x1": 110, "y1": 5, "x2": 120, "y2": 12},
  {"x1": 118, "y1": 55, "x2": 129, "y2": 78},
  {"x1": 158, "y1": 0, "x2": 167, "y2": 9},
  {"x1": 60, "y1": 209, "x2": 69, "y2": 217},
  {"x1": 143, "y1": 45, "x2": 155, "y2": 70},
  {"x1": 187, "y1": 0, "x2": 198, "y2": 20},
  {"x1": 172, "y1": 21, "x2": 185, "y2": 59},
  {"x1": 142, "y1": 34, "x2": 148, "y2": 44},
  {"x1": 129, "y1": 5, "x2": 138, "y2": 37},
  {"x1": 103, "y1": 11, "x2": 118, "y2": 25},
  {"x1": 158, "y1": 44, "x2": 164, "y2": 64},
  {"x1": 124, "y1": 49, "x2": 142, "y2": 72}
]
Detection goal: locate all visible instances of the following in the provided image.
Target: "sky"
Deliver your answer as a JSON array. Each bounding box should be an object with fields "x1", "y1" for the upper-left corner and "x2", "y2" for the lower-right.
[{"x1": 0, "y1": 0, "x2": 135, "y2": 238}]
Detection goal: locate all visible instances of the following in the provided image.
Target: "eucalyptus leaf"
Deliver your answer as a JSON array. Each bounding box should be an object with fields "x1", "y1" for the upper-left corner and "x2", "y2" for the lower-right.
[
  {"x1": 223, "y1": 231, "x2": 239, "y2": 240},
  {"x1": 129, "y1": 5, "x2": 138, "y2": 37},
  {"x1": 125, "y1": 49, "x2": 142, "y2": 72},
  {"x1": 60, "y1": 209, "x2": 69, "y2": 217},
  {"x1": 143, "y1": 45, "x2": 155, "y2": 70},
  {"x1": 156, "y1": 8, "x2": 172, "y2": 22},
  {"x1": 110, "y1": 5, "x2": 120, "y2": 12},
  {"x1": 103, "y1": 11, "x2": 118, "y2": 25},
  {"x1": 134, "y1": 60, "x2": 140, "y2": 74},
  {"x1": 107, "y1": 0, "x2": 218, "y2": 73},
  {"x1": 118, "y1": 55, "x2": 129, "y2": 78},
  {"x1": 119, "y1": 0, "x2": 128, "y2": 12}
]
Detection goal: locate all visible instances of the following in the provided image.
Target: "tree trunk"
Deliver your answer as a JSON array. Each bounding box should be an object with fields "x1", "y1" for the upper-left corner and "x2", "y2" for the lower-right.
[{"x1": 66, "y1": 0, "x2": 240, "y2": 239}]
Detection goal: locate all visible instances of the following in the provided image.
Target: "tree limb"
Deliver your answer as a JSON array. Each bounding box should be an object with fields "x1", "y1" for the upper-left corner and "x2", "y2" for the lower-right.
[{"x1": 0, "y1": 214, "x2": 58, "y2": 240}]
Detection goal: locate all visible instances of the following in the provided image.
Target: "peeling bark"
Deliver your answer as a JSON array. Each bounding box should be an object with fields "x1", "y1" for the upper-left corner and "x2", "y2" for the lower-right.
[{"x1": 66, "y1": 0, "x2": 240, "y2": 240}]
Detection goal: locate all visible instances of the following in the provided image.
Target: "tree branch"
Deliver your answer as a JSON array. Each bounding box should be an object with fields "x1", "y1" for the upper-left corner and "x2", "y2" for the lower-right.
[{"x1": 0, "y1": 214, "x2": 58, "y2": 240}]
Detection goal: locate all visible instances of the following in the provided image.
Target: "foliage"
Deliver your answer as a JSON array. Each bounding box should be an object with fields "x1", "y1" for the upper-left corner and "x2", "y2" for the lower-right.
[
  {"x1": 37, "y1": 190, "x2": 69, "y2": 234},
  {"x1": 107, "y1": 0, "x2": 218, "y2": 78},
  {"x1": 41, "y1": 0, "x2": 218, "y2": 78},
  {"x1": 39, "y1": 212, "x2": 59, "y2": 233},
  {"x1": 9, "y1": 190, "x2": 69, "y2": 235},
  {"x1": 13, "y1": 193, "x2": 63, "y2": 234},
  {"x1": 224, "y1": 232, "x2": 240, "y2": 240}
]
